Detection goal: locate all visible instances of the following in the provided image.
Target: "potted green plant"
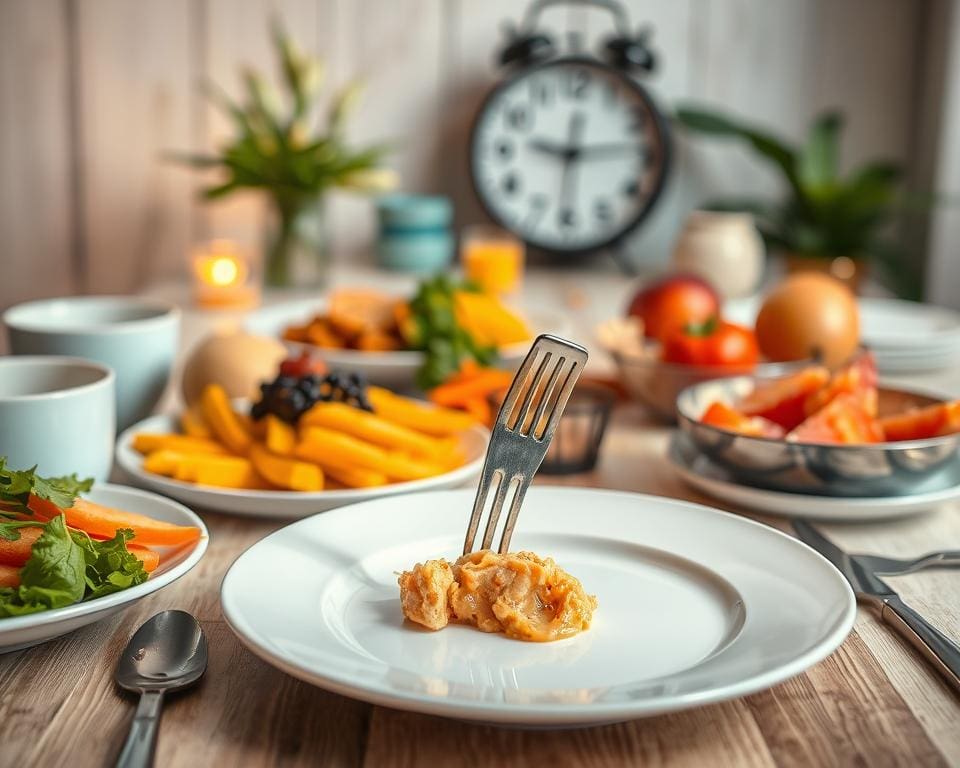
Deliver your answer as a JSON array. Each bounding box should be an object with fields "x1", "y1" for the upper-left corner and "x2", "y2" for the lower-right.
[
  {"x1": 172, "y1": 24, "x2": 395, "y2": 288},
  {"x1": 675, "y1": 107, "x2": 919, "y2": 298}
]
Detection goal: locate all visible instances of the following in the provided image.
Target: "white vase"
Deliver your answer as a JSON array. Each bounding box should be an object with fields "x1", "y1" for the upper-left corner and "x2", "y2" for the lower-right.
[{"x1": 671, "y1": 211, "x2": 765, "y2": 299}]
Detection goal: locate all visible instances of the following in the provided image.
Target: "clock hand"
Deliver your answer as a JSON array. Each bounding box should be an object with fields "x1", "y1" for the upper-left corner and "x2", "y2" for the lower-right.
[
  {"x1": 578, "y1": 143, "x2": 645, "y2": 159},
  {"x1": 527, "y1": 138, "x2": 569, "y2": 158}
]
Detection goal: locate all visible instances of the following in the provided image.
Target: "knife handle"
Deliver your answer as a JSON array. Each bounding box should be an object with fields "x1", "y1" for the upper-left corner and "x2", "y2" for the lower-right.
[{"x1": 881, "y1": 595, "x2": 960, "y2": 693}]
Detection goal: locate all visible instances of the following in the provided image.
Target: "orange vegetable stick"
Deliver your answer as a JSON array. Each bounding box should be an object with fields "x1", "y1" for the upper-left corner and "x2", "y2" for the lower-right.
[
  {"x1": 201, "y1": 384, "x2": 252, "y2": 455},
  {"x1": 132, "y1": 433, "x2": 229, "y2": 456},
  {"x1": 127, "y1": 545, "x2": 160, "y2": 573},
  {"x1": 293, "y1": 443, "x2": 389, "y2": 488},
  {"x1": 60, "y1": 498, "x2": 202, "y2": 547},
  {"x1": 26, "y1": 494, "x2": 62, "y2": 521},
  {"x1": 429, "y1": 369, "x2": 513, "y2": 408},
  {"x1": 368, "y1": 387, "x2": 479, "y2": 436},
  {"x1": 297, "y1": 427, "x2": 444, "y2": 481},
  {"x1": 460, "y1": 397, "x2": 492, "y2": 426},
  {"x1": 180, "y1": 406, "x2": 212, "y2": 439},
  {"x1": 265, "y1": 414, "x2": 297, "y2": 456},
  {"x1": 0, "y1": 564, "x2": 21, "y2": 588},
  {"x1": 0, "y1": 526, "x2": 43, "y2": 566},
  {"x1": 301, "y1": 402, "x2": 450, "y2": 459}
]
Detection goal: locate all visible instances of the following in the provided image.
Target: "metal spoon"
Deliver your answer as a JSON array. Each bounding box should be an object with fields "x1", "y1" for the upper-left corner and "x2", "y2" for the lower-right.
[
  {"x1": 114, "y1": 610, "x2": 208, "y2": 768},
  {"x1": 855, "y1": 550, "x2": 960, "y2": 576}
]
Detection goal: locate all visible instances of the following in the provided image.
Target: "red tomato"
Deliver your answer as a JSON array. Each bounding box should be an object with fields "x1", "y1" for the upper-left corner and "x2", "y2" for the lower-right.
[
  {"x1": 737, "y1": 366, "x2": 831, "y2": 431},
  {"x1": 788, "y1": 393, "x2": 885, "y2": 445},
  {"x1": 279, "y1": 351, "x2": 327, "y2": 378},
  {"x1": 701, "y1": 402, "x2": 785, "y2": 439},
  {"x1": 879, "y1": 400, "x2": 960, "y2": 441},
  {"x1": 627, "y1": 274, "x2": 720, "y2": 342},
  {"x1": 661, "y1": 320, "x2": 759, "y2": 368}
]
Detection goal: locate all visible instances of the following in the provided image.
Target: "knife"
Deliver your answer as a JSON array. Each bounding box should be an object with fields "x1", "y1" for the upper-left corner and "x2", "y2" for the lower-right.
[{"x1": 793, "y1": 519, "x2": 960, "y2": 693}]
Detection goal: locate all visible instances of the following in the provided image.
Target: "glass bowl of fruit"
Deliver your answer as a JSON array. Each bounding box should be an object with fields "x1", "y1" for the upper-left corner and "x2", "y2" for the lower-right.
[{"x1": 676, "y1": 352, "x2": 960, "y2": 497}]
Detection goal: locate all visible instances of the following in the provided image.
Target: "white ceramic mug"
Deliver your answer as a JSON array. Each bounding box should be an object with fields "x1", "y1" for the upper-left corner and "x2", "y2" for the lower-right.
[
  {"x1": 3, "y1": 296, "x2": 179, "y2": 430},
  {"x1": 0, "y1": 356, "x2": 116, "y2": 481}
]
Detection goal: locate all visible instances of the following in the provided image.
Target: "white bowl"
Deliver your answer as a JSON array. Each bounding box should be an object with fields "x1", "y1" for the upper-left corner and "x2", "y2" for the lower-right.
[
  {"x1": 4, "y1": 296, "x2": 180, "y2": 429},
  {"x1": 116, "y1": 412, "x2": 490, "y2": 518},
  {"x1": 244, "y1": 298, "x2": 565, "y2": 389},
  {"x1": 0, "y1": 356, "x2": 115, "y2": 480},
  {"x1": 0, "y1": 483, "x2": 208, "y2": 653}
]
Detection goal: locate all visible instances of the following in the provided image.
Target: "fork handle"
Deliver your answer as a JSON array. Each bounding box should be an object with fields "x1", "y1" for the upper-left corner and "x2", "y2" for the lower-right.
[
  {"x1": 917, "y1": 551, "x2": 960, "y2": 569},
  {"x1": 880, "y1": 595, "x2": 960, "y2": 693}
]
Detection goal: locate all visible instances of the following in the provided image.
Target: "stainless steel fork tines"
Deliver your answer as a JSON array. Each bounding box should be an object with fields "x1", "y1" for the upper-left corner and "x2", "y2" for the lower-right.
[{"x1": 462, "y1": 334, "x2": 588, "y2": 555}]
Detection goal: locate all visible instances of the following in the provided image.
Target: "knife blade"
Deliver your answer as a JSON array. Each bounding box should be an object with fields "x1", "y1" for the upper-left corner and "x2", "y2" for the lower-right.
[{"x1": 793, "y1": 519, "x2": 960, "y2": 693}]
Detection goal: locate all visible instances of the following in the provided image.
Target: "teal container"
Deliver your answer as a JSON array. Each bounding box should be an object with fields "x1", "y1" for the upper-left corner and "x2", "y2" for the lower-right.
[{"x1": 376, "y1": 195, "x2": 454, "y2": 272}]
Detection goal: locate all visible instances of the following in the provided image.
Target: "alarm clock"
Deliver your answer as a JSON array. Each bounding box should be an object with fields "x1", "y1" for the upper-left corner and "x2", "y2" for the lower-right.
[{"x1": 469, "y1": 0, "x2": 671, "y2": 257}]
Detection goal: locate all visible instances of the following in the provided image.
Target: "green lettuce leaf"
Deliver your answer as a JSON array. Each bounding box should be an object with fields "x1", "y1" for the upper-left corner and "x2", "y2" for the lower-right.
[
  {"x1": 0, "y1": 457, "x2": 93, "y2": 514},
  {"x1": 71, "y1": 528, "x2": 149, "y2": 599},
  {"x1": 0, "y1": 515, "x2": 86, "y2": 617}
]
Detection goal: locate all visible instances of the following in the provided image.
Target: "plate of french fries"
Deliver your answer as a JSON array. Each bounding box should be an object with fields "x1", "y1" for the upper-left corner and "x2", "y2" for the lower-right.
[{"x1": 114, "y1": 384, "x2": 489, "y2": 518}]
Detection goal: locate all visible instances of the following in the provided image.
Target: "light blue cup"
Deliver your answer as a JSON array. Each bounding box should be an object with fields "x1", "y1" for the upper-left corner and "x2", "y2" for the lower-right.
[
  {"x1": 3, "y1": 296, "x2": 179, "y2": 430},
  {"x1": 0, "y1": 356, "x2": 115, "y2": 481}
]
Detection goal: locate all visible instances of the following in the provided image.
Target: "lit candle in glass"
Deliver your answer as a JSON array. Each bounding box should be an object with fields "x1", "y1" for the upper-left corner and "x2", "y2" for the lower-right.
[
  {"x1": 192, "y1": 240, "x2": 259, "y2": 309},
  {"x1": 461, "y1": 226, "x2": 525, "y2": 295}
]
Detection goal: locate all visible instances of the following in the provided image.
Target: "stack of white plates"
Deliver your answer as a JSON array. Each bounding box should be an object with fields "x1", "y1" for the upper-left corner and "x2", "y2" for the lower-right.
[
  {"x1": 856, "y1": 299, "x2": 960, "y2": 372},
  {"x1": 726, "y1": 297, "x2": 960, "y2": 373}
]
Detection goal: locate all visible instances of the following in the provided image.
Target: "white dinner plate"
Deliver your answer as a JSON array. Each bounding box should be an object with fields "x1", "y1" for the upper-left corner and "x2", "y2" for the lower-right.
[
  {"x1": 668, "y1": 434, "x2": 960, "y2": 521},
  {"x1": 244, "y1": 298, "x2": 566, "y2": 389},
  {"x1": 116, "y1": 414, "x2": 489, "y2": 519},
  {"x1": 221, "y1": 487, "x2": 855, "y2": 726},
  {"x1": 0, "y1": 483, "x2": 208, "y2": 653}
]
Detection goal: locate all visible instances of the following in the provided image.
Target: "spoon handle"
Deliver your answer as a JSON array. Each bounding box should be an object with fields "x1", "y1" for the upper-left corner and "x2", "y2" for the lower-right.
[{"x1": 116, "y1": 690, "x2": 165, "y2": 768}]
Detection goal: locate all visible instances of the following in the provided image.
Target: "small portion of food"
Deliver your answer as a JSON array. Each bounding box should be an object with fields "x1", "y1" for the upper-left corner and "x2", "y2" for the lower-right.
[
  {"x1": 787, "y1": 393, "x2": 884, "y2": 444},
  {"x1": 399, "y1": 550, "x2": 597, "y2": 642},
  {"x1": 596, "y1": 316, "x2": 647, "y2": 359},
  {"x1": 804, "y1": 352, "x2": 878, "y2": 417},
  {"x1": 754, "y1": 273, "x2": 860, "y2": 368},
  {"x1": 698, "y1": 352, "x2": 960, "y2": 445},
  {"x1": 134, "y1": 356, "x2": 482, "y2": 493},
  {"x1": 181, "y1": 331, "x2": 288, "y2": 407},
  {"x1": 879, "y1": 400, "x2": 960, "y2": 441},
  {"x1": 281, "y1": 277, "x2": 532, "y2": 390},
  {"x1": 627, "y1": 273, "x2": 720, "y2": 342},
  {"x1": 661, "y1": 319, "x2": 759, "y2": 368},
  {"x1": 284, "y1": 289, "x2": 406, "y2": 351},
  {"x1": 738, "y1": 366, "x2": 831, "y2": 431},
  {"x1": 701, "y1": 402, "x2": 784, "y2": 438},
  {"x1": 426, "y1": 362, "x2": 514, "y2": 426},
  {"x1": 0, "y1": 459, "x2": 201, "y2": 617}
]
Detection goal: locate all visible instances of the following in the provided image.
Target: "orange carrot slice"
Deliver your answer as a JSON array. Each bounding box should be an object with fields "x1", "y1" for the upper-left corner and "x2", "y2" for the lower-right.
[
  {"x1": 0, "y1": 564, "x2": 21, "y2": 588},
  {"x1": 0, "y1": 526, "x2": 43, "y2": 566},
  {"x1": 127, "y1": 545, "x2": 160, "y2": 573},
  {"x1": 60, "y1": 498, "x2": 202, "y2": 547}
]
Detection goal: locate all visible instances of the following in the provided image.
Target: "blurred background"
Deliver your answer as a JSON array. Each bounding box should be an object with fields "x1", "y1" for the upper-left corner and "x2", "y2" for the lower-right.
[{"x1": 1, "y1": 0, "x2": 958, "y2": 309}]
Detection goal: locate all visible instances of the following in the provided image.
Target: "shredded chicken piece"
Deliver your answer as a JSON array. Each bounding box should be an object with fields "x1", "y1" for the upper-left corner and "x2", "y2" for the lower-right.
[{"x1": 398, "y1": 550, "x2": 596, "y2": 642}]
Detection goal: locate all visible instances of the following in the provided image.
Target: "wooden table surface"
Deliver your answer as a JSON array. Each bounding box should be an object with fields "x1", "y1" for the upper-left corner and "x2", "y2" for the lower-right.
[{"x1": 3, "y1": 271, "x2": 960, "y2": 767}]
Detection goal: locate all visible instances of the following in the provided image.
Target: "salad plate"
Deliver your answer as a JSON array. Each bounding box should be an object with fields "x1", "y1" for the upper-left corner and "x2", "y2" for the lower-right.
[
  {"x1": 116, "y1": 414, "x2": 489, "y2": 518},
  {"x1": 0, "y1": 483, "x2": 208, "y2": 653},
  {"x1": 221, "y1": 487, "x2": 855, "y2": 726},
  {"x1": 668, "y1": 433, "x2": 960, "y2": 521}
]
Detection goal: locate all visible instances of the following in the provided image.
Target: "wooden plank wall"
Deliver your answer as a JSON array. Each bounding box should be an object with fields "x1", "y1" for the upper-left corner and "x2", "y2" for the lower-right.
[{"x1": 0, "y1": 0, "x2": 932, "y2": 308}]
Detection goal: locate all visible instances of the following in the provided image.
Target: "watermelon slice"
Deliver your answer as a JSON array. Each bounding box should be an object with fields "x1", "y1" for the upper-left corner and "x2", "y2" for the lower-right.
[
  {"x1": 701, "y1": 402, "x2": 785, "y2": 438},
  {"x1": 804, "y1": 352, "x2": 878, "y2": 417},
  {"x1": 738, "y1": 367, "x2": 830, "y2": 431},
  {"x1": 879, "y1": 400, "x2": 960, "y2": 441},
  {"x1": 787, "y1": 393, "x2": 885, "y2": 444}
]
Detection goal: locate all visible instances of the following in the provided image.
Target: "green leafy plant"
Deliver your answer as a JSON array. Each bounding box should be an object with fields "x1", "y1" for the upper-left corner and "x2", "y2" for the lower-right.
[
  {"x1": 675, "y1": 106, "x2": 921, "y2": 299},
  {"x1": 172, "y1": 21, "x2": 396, "y2": 285}
]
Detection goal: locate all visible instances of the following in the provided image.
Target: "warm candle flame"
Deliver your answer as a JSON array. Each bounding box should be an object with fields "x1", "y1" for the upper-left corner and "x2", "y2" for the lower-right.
[{"x1": 209, "y1": 256, "x2": 240, "y2": 286}]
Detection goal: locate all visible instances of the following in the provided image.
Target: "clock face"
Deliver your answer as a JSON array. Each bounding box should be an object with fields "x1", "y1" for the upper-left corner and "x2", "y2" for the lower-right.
[{"x1": 470, "y1": 58, "x2": 669, "y2": 254}]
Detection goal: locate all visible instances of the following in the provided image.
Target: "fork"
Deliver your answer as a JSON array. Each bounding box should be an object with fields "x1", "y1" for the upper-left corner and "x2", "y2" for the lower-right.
[{"x1": 463, "y1": 334, "x2": 589, "y2": 555}]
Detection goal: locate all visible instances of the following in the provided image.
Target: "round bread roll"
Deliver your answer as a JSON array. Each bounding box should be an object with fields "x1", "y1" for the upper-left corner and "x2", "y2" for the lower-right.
[{"x1": 181, "y1": 331, "x2": 287, "y2": 407}]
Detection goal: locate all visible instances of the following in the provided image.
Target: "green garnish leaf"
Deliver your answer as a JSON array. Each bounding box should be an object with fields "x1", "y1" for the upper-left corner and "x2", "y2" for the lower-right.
[
  {"x1": 0, "y1": 457, "x2": 93, "y2": 515},
  {"x1": 70, "y1": 528, "x2": 149, "y2": 599}
]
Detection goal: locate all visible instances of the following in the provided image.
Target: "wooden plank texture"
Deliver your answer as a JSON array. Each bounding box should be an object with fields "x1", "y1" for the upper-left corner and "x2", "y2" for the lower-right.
[
  {"x1": 75, "y1": 0, "x2": 197, "y2": 294},
  {"x1": 0, "y1": 0, "x2": 75, "y2": 309}
]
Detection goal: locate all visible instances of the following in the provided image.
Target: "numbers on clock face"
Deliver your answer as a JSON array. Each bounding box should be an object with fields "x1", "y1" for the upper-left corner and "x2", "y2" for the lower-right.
[{"x1": 473, "y1": 61, "x2": 664, "y2": 251}]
